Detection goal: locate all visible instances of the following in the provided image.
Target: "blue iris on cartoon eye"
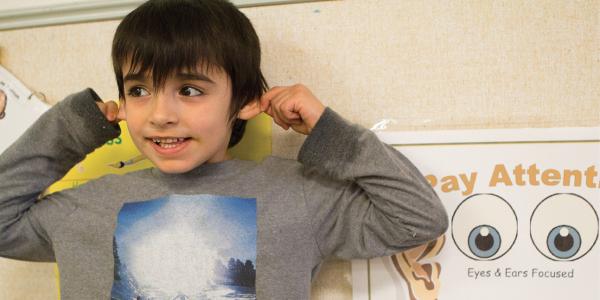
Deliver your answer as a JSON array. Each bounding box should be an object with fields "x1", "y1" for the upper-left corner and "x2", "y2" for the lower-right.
[
  {"x1": 468, "y1": 225, "x2": 501, "y2": 259},
  {"x1": 452, "y1": 194, "x2": 518, "y2": 261},
  {"x1": 546, "y1": 225, "x2": 581, "y2": 259}
]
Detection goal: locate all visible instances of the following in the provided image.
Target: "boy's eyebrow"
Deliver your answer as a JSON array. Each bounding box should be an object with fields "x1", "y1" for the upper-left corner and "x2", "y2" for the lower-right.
[
  {"x1": 123, "y1": 72, "x2": 215, "y2": 84},
  {"x1": 123, "y1": 73, "x2": 149, "y2": 83},
  {"x1": 175, "y1": 72, "x2": 215, "y2": 84}
]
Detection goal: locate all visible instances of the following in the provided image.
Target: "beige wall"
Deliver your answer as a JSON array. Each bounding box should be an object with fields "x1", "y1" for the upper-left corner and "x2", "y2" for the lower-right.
[
  {"x1": 1, "y1": 0, "x2": 80, "y2": 11},
  {"x1": 0, "y1": 0, "x2": 598, "y2": 299}
]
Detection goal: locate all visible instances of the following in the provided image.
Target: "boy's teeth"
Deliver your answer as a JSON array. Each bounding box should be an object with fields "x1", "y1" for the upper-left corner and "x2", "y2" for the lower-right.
[
  {"x1": 151, "y1": 137, "x2": 187, "y2": 148},
  {"x1": 152, "y1": 137, "x2": 185, "y2": 143}
]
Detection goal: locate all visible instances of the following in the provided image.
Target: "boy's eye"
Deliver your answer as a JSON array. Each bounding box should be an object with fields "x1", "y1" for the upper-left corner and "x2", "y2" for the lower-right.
[
  {"x1": 180, "y1": 86, "x2": 203, "y2": 97},
  {"x1": 127, "y1": 87, "x2": 150, "y2": 97}
]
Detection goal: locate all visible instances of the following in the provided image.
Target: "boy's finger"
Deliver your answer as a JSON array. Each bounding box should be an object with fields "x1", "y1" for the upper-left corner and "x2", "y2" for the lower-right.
[
  {"x1": 260, "y1": 86, "x2": 286, "y2": 111},
  {"x1": 261, "y1": 101, "x2": 271, "y2": 116},
  {"x1": 265, "y1": 90, "x2": 298, "y2": 129},
  {"x1": 271, "y1": 106, "x2": 287, "y2": 128},
  {"x1": 104, "y1": 101, "x2": 119, "y2": 122},
  {"x1": 281, "y1": 99, "x2": 301, "y2": 121},
  {"x1": 271, "y1": 97, "x2": 299, "y2": 126},
  {"x1": 280, "y1": 108, "x2": 301, "y2": 125},
  {"x1": 271, "y1": 98, "x2": 291, "y2": 124},
  {"x1": 265, "y1": 105, "x2": 272, "y2": 117},
  {"x1": 270, "y1": 90, "x2": 293, "y2": 119},
  {"x1": 269, "y1": 104, "x2": 292, "y2": 130},
  {"x1": 271, "y1": 112, "x2": 289, "y2": 130},
  {"x1": 286, "y1": 117, "x2": 302, "y2": 125}
]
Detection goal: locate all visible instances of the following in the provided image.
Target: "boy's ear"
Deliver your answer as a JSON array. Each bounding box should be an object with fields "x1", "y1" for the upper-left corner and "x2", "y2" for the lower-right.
[
  {"x1": 117, "y1": 99, "x2": 127, "y2": 120},
  {"x1": 237, "y1": 99, "x2": 261, "y2": 120}
]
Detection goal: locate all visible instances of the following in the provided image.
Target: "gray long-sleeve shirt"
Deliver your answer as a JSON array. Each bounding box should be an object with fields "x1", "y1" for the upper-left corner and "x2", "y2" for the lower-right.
[{"x1": 0, "y1": 88, "x2": 447, "y2": 299}]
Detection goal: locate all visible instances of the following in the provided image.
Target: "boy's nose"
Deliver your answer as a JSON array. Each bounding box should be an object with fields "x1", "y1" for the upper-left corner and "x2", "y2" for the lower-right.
[{"x1": 149, "y1": 93, "x2": 178, "y2": 127}]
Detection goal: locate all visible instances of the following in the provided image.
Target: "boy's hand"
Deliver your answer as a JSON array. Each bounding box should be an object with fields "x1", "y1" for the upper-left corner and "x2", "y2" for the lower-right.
[
  {"x1": 260, "y1": 84, "x2": 326, "y2": 135},
  {"x1": 96, "y1": 101, "x2": 121, "y2": 123}
]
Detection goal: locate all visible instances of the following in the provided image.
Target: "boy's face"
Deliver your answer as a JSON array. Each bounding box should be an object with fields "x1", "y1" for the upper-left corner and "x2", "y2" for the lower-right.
[{"x1": 119, "y1": 64, "x2": 235, "y2": 174}]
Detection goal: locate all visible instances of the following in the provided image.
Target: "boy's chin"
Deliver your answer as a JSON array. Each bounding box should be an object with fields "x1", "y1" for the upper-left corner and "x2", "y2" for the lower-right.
[{"x1": 152, "y1": 160, "x2": 201, "y2": 174}]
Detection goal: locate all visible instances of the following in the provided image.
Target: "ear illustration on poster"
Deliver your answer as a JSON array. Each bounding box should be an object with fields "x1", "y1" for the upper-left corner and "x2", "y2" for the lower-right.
[{"x1": 387, "y1": 236, "x2": 445, "y2": 300}]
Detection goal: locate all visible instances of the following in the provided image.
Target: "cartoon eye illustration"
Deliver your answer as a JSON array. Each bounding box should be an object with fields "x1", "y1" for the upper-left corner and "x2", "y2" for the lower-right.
[
  {"x1": 530, "y1": 193, "x2": 598, "y2": 261},
  {"x1": 452, "y1": 194, "x2": 518, "y2": 261},
  {"x1": 0, "y1": 89, "x2": 6, "y2": 119}
]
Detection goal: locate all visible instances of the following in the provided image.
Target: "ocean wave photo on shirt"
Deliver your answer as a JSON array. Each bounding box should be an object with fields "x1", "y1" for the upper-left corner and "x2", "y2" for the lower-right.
[{"x1": 111, "y1": 194, "x2": 257, "y2": 300}]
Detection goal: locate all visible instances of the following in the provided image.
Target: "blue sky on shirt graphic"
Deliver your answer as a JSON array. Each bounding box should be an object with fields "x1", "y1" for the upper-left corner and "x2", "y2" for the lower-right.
[{"x1": 111, "y1": 194, "x2": 257, "y2": 299}]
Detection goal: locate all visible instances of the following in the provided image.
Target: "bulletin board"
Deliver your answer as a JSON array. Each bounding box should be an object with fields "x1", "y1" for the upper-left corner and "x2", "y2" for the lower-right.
[{"x1": 0, "y1": 1, "x2": 598, "y2": 299}]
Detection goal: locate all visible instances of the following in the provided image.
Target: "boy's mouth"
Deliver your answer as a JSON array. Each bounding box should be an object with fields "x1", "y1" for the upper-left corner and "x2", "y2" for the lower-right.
[{"x1": 147, "y1": 137, "x2": 191, "y2": 149}]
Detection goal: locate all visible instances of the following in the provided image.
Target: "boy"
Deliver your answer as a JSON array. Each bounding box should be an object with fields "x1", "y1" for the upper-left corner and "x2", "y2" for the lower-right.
[{"x1": 0, "y1": 0, "x2": 447, "y2": 299}]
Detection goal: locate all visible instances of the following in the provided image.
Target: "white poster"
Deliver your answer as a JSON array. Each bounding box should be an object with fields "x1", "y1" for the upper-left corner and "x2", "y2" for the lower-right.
[
  {"x1": 353, "y1": 127, "x2": 600, "y2": 300},
  {"x1": 0, "y1": 65, "x2": 49, "y2": 154}
]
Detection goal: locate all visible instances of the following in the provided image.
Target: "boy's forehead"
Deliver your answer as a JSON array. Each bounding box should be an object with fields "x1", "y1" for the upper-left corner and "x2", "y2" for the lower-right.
[{"x1": 121, "y1": 60, "x2": 228, "y2": 84}]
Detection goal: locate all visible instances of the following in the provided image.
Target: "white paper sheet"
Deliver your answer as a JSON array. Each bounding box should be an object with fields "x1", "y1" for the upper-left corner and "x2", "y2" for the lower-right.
[{"x1": 0, "y1": 65, "x2": 49, "y2": 154}]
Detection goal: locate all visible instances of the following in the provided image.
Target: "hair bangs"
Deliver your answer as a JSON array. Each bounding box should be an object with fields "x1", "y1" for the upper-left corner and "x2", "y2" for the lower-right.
[{"x1": 112, "y1": 0, "x2": 226, "y2": 99}]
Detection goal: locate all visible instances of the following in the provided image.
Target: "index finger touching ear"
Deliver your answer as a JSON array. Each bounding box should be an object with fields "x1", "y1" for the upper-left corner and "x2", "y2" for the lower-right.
[{"x1": 260, "y1": 86, "x2": 286, "y2": 111}]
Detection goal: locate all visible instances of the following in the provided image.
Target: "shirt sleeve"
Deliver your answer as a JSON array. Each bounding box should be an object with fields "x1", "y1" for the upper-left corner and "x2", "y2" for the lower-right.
[
  {"x1": 0, "y1": 88, "x2": 120, "y2": 262},
  {"x1": 298, "y1": 107, "x2": 448, "y2": 260}
]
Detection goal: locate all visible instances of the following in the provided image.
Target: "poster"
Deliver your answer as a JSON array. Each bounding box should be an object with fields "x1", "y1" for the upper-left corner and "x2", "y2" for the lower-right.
[
  {"x1": 0, "y1": 65, "x2": 49, "y2": 154},
  {"x1": 352, "y1": 127, "x2": 600, "y2": 300}
]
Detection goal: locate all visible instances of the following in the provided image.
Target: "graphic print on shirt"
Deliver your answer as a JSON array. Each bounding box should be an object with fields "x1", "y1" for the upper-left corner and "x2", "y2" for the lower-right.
[{"x1": 111, "y1": 194, "x2": 257, "y2": 299}]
